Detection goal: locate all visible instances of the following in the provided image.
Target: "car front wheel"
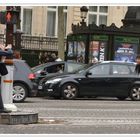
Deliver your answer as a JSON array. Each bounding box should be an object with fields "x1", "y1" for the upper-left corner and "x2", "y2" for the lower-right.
[
  {"x1": 61, "y1": 83, "x2": 78, "y2": 100},
  {"x1": 130, "y1": 85, "x2": 140, "y2": 101},
  {"x1": 13, "y1": 83, "x2": 28, "y2": 102}
]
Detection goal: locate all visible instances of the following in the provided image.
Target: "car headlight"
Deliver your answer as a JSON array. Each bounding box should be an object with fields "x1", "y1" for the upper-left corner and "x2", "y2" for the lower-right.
[{"x1": 46, "y1": 78, "x2": 62, "y2": 84}]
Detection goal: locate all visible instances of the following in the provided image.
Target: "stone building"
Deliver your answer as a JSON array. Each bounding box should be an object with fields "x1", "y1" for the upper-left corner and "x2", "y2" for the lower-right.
[{"x1": 0, "y1": 6, "x2": 127, "y2": 36}]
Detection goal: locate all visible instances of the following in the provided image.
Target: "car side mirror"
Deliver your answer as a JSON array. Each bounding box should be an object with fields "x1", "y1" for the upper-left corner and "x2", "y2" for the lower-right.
[
  {"x1": 40, "y1": 70, "x2": 47, "y2": 75},
  {"x1": 85, "y1": 71, "x2": 92, "y2": 77}
]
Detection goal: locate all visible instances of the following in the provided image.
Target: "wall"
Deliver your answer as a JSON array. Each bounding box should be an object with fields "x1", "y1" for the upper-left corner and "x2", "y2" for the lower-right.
[{"x1": 108, "y1": 6, "x2": 127, "y2": 27}]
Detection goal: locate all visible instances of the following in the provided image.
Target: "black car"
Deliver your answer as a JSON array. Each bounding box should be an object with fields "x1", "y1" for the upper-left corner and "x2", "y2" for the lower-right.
[
  {"x1": 38, "y1": 63, "x2": 91, "y2": 96},
  {"x1": 32, "y1": 61, "x2": 86, "y2": 95},
  {"x1": 43, "y1": 61, "x2": 140, "y2": 101}
]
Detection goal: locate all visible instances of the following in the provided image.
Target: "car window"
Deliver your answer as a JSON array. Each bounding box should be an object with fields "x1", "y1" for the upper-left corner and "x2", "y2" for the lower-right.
[
  {"x1": 89, "y1": 64, "x2": 110, "y2": 75},
  {"x1": 129, "y1": 65, "x2": 135, "y2": 73},
  {"x1": 31, "y1": 63, "x2": 46, "y2": 73},
  {"x1": 67, "y1": 63, "x2": 84, "y2": 73},
  {"x1": 112, "y1": 64, "x2": 130, "y2": 75},
  {"x1": 44, "y1": 64, "x2": 65, "y2": 73}
]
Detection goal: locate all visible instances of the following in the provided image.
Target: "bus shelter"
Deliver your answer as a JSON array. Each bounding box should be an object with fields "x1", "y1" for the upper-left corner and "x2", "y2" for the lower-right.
[{"x1": 66, "y1": 6, "x2": 140, "y2": 64}]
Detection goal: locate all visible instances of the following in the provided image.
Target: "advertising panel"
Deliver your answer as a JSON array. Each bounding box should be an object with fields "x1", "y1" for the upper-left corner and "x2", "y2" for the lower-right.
[
  {"x1": 114, "y1": 36, "x2": 139, "y2": 62},
  {"x1": 67, "y1": 35, "x2": 86, "y2": 63},
  {"x1": 89, "y1": 35, "x2": 108, "y2": 63}
]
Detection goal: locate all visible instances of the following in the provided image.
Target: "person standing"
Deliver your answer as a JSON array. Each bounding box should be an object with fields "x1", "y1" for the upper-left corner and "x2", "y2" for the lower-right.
[{"x1": 135, "y1": 55, "x2": 140, "y2": 75}]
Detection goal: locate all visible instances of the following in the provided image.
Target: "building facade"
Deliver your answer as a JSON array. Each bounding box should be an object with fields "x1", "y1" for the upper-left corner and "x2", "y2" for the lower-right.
[
  {"x1": 0, "y1": 6, "x2": 128, "y2": 66},
  {"x1": 0, "y1": 6, "x2": 127, "y2": 36}
]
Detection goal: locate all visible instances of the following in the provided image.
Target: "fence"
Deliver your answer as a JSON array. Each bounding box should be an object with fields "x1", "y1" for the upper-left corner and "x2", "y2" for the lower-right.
[
  {"x1": 0, "y1": 34, "x2": 66, "y2": 51},
  {"x1": 0, "y1": 34, "x2": 66, "y2": 67}
]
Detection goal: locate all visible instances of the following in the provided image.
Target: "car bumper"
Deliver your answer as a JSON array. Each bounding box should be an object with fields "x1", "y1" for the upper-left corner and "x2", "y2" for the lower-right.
[
  {"x1": 44, "y1": 83, "x2": 60, "y2": 97},
  {"x1": 30, "y1": 82, "x2": 38, "y2": 96}
]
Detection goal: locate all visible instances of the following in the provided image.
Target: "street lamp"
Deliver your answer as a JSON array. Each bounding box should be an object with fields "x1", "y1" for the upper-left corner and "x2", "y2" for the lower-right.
[{"x1": 80, "y1": 6, "x2": 88, "y2": 23}]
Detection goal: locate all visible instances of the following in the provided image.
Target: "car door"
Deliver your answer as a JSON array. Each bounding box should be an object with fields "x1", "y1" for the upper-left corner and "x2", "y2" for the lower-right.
[
  {"x1": 78, "y1": 63, "x2": 111, "y2": 97},
  {"x1": 108, "y1": 63, "x2": 134, "y2": 97}
]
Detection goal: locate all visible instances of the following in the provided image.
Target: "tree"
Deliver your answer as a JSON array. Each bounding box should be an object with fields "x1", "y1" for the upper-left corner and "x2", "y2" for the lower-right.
[{"x1": 58, "y1": 6, "x2": 65, "y2": 60}]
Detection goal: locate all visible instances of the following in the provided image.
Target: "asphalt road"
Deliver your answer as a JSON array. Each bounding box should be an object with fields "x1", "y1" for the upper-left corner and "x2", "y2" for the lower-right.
[{"x1": 1, "y1": 97, "x2": 140, "y2": 134}]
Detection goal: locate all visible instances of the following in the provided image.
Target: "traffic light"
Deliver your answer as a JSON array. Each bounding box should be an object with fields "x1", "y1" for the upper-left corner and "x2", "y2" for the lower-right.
[
  {"x1": 6, "y1": 11, "x2": 18, "y2": 24},
  {"x1": 0, "y1": 6, "x2": 20, "y2": 25}
]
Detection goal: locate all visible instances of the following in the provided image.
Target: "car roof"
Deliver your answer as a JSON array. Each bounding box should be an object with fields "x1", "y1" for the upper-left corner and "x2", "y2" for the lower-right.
[{"x1": 100, "y1": 61, "x2": 136, "y2": 65}]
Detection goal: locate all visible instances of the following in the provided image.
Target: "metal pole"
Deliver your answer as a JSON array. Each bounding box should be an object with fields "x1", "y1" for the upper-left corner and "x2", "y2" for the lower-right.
[{"x1": 1, "y1": 59, "x2": 17, "y2": 111}]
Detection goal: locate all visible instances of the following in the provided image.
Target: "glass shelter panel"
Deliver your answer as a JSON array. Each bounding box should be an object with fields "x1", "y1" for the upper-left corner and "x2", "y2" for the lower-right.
[
  {"x1": 89, "y1": 35, "x2": 108, "y2": 63},
  {"x1": 67, "y1": 35, "x2": 87, "y2": 63},
  {"x1": 114, "y1": 36, "x2": 139, "y2": 62}
]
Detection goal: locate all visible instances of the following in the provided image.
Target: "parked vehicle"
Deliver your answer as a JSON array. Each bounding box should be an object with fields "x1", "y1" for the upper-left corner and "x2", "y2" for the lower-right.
[
  {"x1": 0, "y1": 59, "x2": 37, "y2": 102},
  {"x1": 43, "y1": 61, "x2": 140, "y2": 101},
  {"x1": 31, "y1": 61, "x2": 86, "y2": 96},
  {"x1": 32, "y1": 61, "x2": 86, "y2": 83},
  {"x1": 38, "y1": 63, "x2": 90, "y2": 96}
]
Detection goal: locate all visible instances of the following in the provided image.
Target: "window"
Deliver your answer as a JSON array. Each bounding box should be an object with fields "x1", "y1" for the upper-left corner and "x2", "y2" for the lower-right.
[
  {"x1": 99, "y1": 6, "x2": 108, "y2": 13},
  {"x1": 47, "y1": 7, "x2": 57, "y2": 36},
  {"x1": 112, "y1": 65, "x2": 130, "y2": 75},
  {"x1": 22, "y1": 8, "x2": 32, "y2": 34},
  {"x1": 89, "y1": 64, "x2": 110, "y2": 75},
  {"x1": 88, "y1": 6, "x2": 108, "y2": 26},
  {"x1": 88, "y1": 14, "x2": 97, "y2": 24},
  {"x1": 89, "y1": 6, "x2": 97, "y2": 12},
  {"x1": 67, "y1": 63, "x2": 84, "y2": 73},
  {"x1": 44, "y1": 64, "x2": 65, "y2": 73},
  {"x1": 129, "y1": 65, "x2": 135, "y2": 73},
  {"x1": 47, "y1": 6, "x2": 67, "y2": 37},
  {"x1": 99, "y1": 15, "x2": 107, "y2": 25},
  {"x1": 47, "y1": 10, "x2": 56, "y2": 36}
]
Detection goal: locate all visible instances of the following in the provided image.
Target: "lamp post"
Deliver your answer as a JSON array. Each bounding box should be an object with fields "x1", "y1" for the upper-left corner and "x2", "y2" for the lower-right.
[{"x1": 80, "y1": 6, "x2": 88, "y2": 25}]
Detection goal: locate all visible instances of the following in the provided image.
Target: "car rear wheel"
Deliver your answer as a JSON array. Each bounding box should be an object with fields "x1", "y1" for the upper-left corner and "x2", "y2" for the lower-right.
[
  {"x1": 61, "y1": 83, "x2": 78, "y2": 100},
  {"x1": 130, "y1": 85, "x2": 140, "y2": 101},
  {"x1": 13, "y1": 83, "x2": 28, "y2": 102}
]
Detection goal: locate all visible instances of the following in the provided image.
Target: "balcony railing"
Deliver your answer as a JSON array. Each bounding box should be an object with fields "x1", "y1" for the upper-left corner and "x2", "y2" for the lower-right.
[{"x1": 0, "y1": 34, "x2": 66, "y2": 51}]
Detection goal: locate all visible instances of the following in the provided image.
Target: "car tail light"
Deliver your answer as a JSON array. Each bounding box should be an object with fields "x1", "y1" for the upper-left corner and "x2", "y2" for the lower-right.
[{"x1": 28, "y1": 73, "x2": 36, "y2": 80}]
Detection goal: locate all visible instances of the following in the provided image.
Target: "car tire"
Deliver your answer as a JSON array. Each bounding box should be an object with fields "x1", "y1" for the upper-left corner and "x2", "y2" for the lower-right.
[
  {"x1": 13, "y1": 83, "x2": 28, "y2": 103},
  {"x1": 130, "y1": 85, "x2": 140, "y2": 101},
  {"x1": 61, "y1": 83, "x2": 78, "y2": 100},
  {"x1": 117, "y1": 97, "x2": 127, "y2": 100}
]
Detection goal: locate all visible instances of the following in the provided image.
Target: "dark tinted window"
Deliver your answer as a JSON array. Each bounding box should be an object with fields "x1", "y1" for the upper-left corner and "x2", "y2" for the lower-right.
[{"x1": 44, "y1": 64, "x2": 64, "y2": 73}]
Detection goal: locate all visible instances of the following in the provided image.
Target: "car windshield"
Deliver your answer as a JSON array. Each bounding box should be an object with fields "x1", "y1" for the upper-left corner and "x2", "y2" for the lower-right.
[
  {"x1": 74, "y1": 63, "x2": 94, "y2": 74},
  {"x1": 31, "y1": 63, "x2": 47, "y2": 73}
]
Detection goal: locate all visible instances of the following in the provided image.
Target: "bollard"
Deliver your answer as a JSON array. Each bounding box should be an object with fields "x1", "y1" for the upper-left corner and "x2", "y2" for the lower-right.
[{"x1": 1, "y1": 59, "x2": 17, "y2": 112}]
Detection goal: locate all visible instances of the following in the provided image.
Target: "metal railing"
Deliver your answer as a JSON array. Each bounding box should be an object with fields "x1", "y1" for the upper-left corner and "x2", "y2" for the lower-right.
[
  {"x1": 0, "y1": 34, "x2": 66, "y2": 51},
  {"x1": 0, "y1": 34, "x2": 5, "y2": 44}
]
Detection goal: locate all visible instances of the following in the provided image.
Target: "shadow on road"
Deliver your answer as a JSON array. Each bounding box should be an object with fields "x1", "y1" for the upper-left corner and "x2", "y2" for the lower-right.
[{"x1": 41, "y1": 96, "x2": 132, "y2": 102}]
